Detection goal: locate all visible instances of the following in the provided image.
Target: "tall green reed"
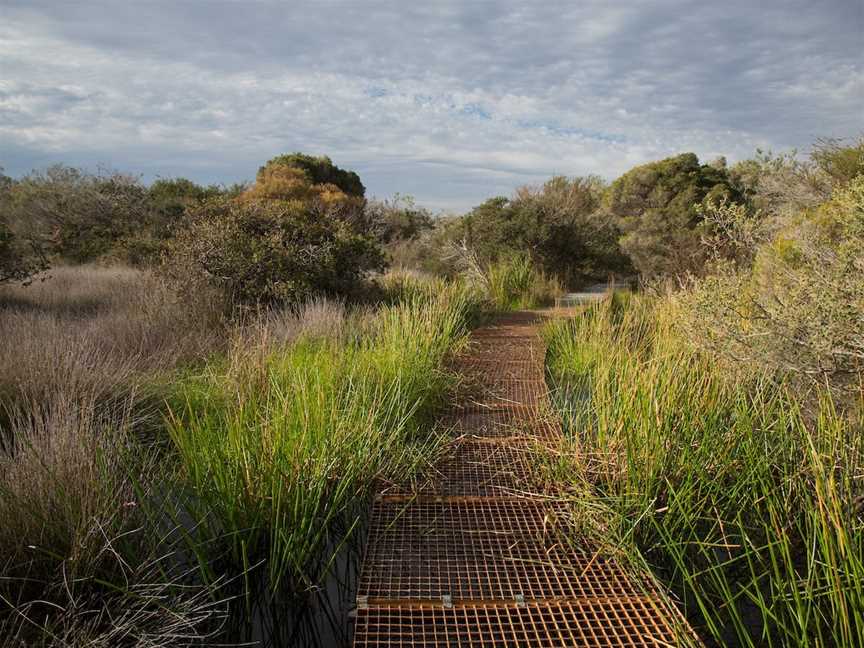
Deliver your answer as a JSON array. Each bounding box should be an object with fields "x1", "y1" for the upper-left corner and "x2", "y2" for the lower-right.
[
  {"x1": 543, "y1": 295, "x2": 864, "y2": 647},
  {"x1": 469, "y1": 253, "x2": 562, "y2": 311},
  {"x1": 167, "y1": 283, "x2": 480, "y2": 596}
]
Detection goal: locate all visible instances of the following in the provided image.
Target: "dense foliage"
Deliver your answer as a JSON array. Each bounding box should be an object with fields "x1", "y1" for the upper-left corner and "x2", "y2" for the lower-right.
[
  {"x1": 682, "y1": 167, "x2": 864, "y2": 401},
  {"x1": 603, "y1": 153, "x2": 742, "y2": 277},
  {"x1": 250, "y1": 153, "x2": 365, "y2": 199},
  {"x1": 163, "y1": 198, "x2": 385, "y2": 308},
  {"x1": 0, "y1": 165, "x2": 233, "y2": 277},
  {"x1": 442, "y1": 176, "x2": 630, "y2": 286},
  {"x1": 539, "y1": 136, "x2": 863, "y2": 646}
]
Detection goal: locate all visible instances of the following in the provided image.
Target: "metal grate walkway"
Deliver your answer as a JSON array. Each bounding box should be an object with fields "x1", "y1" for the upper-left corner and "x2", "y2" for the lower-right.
[{"x1": 354, "y1": 312, "x2": 698, "y2": 647}]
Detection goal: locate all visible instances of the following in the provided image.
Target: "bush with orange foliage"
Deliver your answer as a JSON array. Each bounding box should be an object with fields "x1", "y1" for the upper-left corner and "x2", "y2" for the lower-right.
[{"x1": 162, "y1": 153, "x2": 385, "y2": 309}]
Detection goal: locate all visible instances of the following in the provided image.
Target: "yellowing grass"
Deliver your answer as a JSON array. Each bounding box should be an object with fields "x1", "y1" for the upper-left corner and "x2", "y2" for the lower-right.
[{"x1": 543, "y1": 294, "x2": 864, "y2": 647}]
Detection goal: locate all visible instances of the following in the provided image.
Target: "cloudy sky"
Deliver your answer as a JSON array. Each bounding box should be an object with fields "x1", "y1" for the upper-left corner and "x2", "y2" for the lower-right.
[{"x1": 1, "y1": 1, "x2": 861, "y2": 211}]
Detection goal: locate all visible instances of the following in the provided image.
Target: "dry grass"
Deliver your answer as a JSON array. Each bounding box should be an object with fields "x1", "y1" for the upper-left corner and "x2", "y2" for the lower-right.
[
  {"x1": 0, "y1": 266, "x2": 218, "y2": 412},
  {"x1": 0, "y1": 265, "x2": 478, "y2": 644},
  {"x1": 0, "y1": 265, "x2": 226, "y2": 645}
]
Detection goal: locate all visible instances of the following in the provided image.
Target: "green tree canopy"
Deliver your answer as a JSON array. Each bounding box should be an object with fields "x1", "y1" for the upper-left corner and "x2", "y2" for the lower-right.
[
  {"x1": 457, "y1": 176, "x2": 629, "y2": 286},
  {"x1": 603, "y1": 153, "x2": 742, "y2": 277}
]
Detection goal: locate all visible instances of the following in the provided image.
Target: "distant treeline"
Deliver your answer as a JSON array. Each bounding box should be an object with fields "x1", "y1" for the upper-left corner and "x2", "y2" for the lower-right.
[{"x1": 2, "y1": 139, "x2": 862, "y2": 308}]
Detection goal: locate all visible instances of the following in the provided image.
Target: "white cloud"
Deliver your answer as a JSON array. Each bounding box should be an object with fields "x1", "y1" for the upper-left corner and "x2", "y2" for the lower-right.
[{"x1": 0, "y1": 0, "x2": 860, "y2": 211}]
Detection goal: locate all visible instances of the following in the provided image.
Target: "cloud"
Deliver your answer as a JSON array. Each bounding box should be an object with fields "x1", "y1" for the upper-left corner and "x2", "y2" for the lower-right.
[{"x1": 0, "y1": 0, "x2": 861, "y2": 211}]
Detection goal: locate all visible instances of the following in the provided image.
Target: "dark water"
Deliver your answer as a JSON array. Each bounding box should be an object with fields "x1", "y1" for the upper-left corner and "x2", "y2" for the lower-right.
[{"x1": 215, "y1": 516, "x2": 367, "y2": 648}]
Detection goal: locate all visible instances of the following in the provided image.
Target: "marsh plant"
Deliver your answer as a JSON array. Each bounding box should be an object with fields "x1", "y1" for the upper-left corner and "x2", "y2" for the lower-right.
[
  {"x1": 542, "y1": 295, "x2": 863, "y2": 647},
  {"x1": 0, "y1": 266, "x2": 480, "y2": 644}
]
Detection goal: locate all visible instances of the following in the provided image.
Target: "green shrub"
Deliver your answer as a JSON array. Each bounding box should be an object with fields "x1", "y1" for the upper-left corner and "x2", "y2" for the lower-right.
[
  {"x1": 681, "y1": 176, "x2": 864, "y2": 401},
  {"x1": 0, "y1": 166, "x2": 226, "y2": 269},
  {"x1": 162, "y1": 197, "x2": 385, "y2": 309}
]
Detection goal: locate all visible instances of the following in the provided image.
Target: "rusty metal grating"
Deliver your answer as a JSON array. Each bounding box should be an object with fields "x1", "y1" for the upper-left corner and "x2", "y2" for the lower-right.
[
  {"x1": 463, "y1": 341, "x2": 545, "y2": 362},
  {"x1": 455, "y1": 359, "x2": 545, "y2": 383},
  {"x1": 357, "y1": 500, "x2": 645, "y2": 602},
  {"x1": 354, "y1": 599, "x2": 685, "y2": 647},
  {"x1": 481, "y1": 378, "x2": 550, "y2": 409},
  {"x1": 444, "y1": 409, "x2": 560, "y2": 441},
  {"x1": 380, "y1": 441, "x2": 534, "y2": 499},
  {"x1": 354, "y1": 313, "x2": 699, "y2": 647},
  {"x1": 460, "y1": 380, "x2": 551, "y2": 411},
  {"x1": 452, "y1": 401, "x2": 539, "y2": 422}
]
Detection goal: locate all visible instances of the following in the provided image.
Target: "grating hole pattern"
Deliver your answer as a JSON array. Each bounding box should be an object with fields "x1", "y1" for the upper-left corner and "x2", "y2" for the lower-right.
[
  {"x1": 481, "y1": 379, "x2": 549, "y2": 409},
  {"x1": 354, "y1": 600, "x2": 684, "y2": 647},
  {"x1": 382, "y1": 441, "x2": 534, "y2": 498},
  {"x1": 456, "y1": 360, "x2": 546, "y2": 383},
  {"x1": 357, "y1": 501, "x2": 644, "y2": 602},
  {"x1": 444, "y1": 410, "x2": 560, "y2": 441},
  {"x1": 465, "y1": 344, "x2": 544, "y2": 362}
]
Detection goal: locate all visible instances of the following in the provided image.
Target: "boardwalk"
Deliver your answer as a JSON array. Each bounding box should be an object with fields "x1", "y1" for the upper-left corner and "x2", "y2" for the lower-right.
[{"x1": 353, "y1": 312, "x2": 697, "y2": 647}]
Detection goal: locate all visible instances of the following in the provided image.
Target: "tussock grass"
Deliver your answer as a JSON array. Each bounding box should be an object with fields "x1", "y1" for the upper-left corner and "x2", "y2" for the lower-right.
[
  {"x1": 0, "y1": 266, "x2": 217, "y2": 414},
  {"x1": 167, "y1": 282, "x2": 480, "y2": 596},
  {"x1": 0, "y1": 266, "x2": 226, "y2": 644},
  {"x1": 0, "y1": 395, "x2": 228, "y2": 645},
  {"x1": 542, "y1": 294, "x2": 864, "y2": 647},
  {"x1": 0, "y1": 266, "x2": 480, "y2": 643},
  {"x1": 463, "y1": 253, "x2": 562, "y2": 311}
]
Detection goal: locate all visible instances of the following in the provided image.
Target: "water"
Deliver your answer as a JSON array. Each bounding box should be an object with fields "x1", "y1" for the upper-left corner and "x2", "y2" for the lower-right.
[{"x1": 216, "y1": 514, "x2": 367, "y2": 648}]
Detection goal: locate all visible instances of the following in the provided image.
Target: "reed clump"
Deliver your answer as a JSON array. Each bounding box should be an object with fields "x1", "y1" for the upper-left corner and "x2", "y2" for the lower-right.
[
  {"x1": 167, "y1": 281, "x2": 480, "y2": 595},
  {"x1": 542, "y1": 294, "x2": 864, "y2": 647}
]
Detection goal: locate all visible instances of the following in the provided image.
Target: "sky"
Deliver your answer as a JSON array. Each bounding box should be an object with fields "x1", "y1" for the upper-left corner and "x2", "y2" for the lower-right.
[{"x1": 1, "y1": 1, "x2": 861, "y2": 212}]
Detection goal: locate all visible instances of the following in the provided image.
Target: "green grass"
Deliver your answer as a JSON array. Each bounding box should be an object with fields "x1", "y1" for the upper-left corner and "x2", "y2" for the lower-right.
[
  {"x1": 469, "y1": 253, "x2": 562, "y2": 311},
  {"x1": 542, "y1": 294, "x2": 864, "y2": 647},
  {"x1": 0, "y1": 271, "x2": 481, "y2": 643},
  {"x1": 167, "y1": 282, "x2": 480, "y2": 595}
]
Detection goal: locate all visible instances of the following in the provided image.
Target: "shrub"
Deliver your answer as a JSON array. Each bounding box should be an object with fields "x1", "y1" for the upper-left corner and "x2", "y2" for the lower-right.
[
  {"x1": 603, "y1": 153, "x2": 743, "y2": 278},
  {"x1": 1, "y1": 170, "x2": 48, "y2": 283},
  {"x1": 680, "y1": 176, "x2": 864, "y2": 401},
  {"x1": 730, "y1": 136, "x2": 864, "y2": 219},
  {"x1": 365, "y1": 194, "x2": 434, "y2": 244},
  {"x1": 1, "y1": 166, "x2": 154, "y2": 265},
  {"x1": 454, "y1": 176, "x2": 627, "y2": 285},
  {"x1": 0, "y1": 220, "x2": 48, "y2": 284},
  {"x1": 162, "y1": 197, "x2": 385, "y2": 309}
]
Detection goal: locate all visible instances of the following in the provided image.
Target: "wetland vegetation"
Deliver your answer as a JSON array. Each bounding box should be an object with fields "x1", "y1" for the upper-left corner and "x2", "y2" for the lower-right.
[{"x1": 1, "y1": 137, "x2": 861, "y2": 646}]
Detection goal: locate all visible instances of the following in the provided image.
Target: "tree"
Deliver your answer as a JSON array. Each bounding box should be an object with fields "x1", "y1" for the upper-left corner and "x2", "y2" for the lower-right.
[
  {"x1": 147, "y1": 177, "x2": 225, "y2": 222},
  {"x1": 162, "y1": 198, "x2": 384, "y2": 309},
  {"x1": 0, "y1": 168, "x2": 49, "y2": 283},
  {"x1": 456, "y1": 176, "x2": 628, "y2": 286},
  {"x1": 249, "y1": 153, "x2": 365, "y2": 199},
  {"x1": 162, "y1": 152, "x2": 386, "y2": 309},
  {"x1": 603, "y1": 153, "x2": 742, "y2": 278},
  {"x1": 365, "y1": 194, "x2": 434, "y2": 244}
]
